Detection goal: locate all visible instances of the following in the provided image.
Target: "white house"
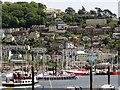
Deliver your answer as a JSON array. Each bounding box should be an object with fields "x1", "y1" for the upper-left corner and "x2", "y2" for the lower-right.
[
  {"x1": 86, "y1": 19, "x2": 107, "y2": 25},
  {"x1": 62, "y1": 48, "x2": 77, "y2": 67},
  {"x1": 48, "y1": 25, "x2": 57, "y2": 32},
  {"x1": 63, "y1": 48, "x2": 77, "y2": 61},
  {"x1": 30, "y1": 48, "x2": 47, "y2": 54},
  {"x1": 76, "y1": 51, "x2": 87, "y2": 61},
  {"x1": 28, "y1": 31, "x2": 40, "y2": 39},
  {"x1": 58, "y1": 24, "x2": 68, "y2": 30},
  {"x1": 46, "y1": 13, "x2": 56, "y2": 18},
  {"x1": 114, "y1": 26, "x2": 120, "y2": 32},
  {"x1": 55, "y1": 18, "x2": 63, "y2": 24},
  {"x1": 4, "y1": 34, "x2": 15, "y2": 42},
  {"x1": 112, "y1": 33, "x2": 120, "y2": 39},
  {"x1": 2, "y1": 45, "x2": 30, "y2": 51},
  {"x1": 66, "y1": 42, "x2": 76, "y2": 49}
]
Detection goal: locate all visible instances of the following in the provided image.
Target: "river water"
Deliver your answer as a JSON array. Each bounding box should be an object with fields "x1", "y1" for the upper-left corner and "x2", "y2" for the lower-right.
[
  {"x1": 1, "y1": 75, "x2": 120, "y2": 90},
  {"x1": 39, "y1": 75, "x2": 119, "y2": 88}
]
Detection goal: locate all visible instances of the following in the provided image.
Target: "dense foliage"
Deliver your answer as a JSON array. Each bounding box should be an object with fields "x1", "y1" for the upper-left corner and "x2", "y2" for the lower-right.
[
  {"x1": 2, "y1": 1, "x2": 117, "y2": 28},
  {"x1": 2, "y1": 1, "x2": 46, "y2": 28}
]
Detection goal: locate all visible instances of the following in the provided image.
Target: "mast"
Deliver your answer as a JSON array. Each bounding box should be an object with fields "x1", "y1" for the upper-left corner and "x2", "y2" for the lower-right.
[
  {"x1": 0, "y1": 2, "x2": 2, "y2": 87},
  {"x1": 31, "y1": 52, "x2": 34, "y2": 90},
  {"x1": 89, "y1": 26, "x2": 94, "y2": 90},
  {"x1": 108, "y1": 64, "x2": 110, "y2": 84},
  {"x1": 0, "y1": 30, "x2": 3, "y2": 87},
  {"x1": 32, "y1": 54, "x2": 34, "y2": 90}
]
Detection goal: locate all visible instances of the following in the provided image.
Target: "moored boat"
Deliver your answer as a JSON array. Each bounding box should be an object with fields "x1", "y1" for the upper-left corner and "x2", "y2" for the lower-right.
[
  {"x1": 101, "y1": 84, "x2": 115, "y2": 90},
  {"x1": 95, "y1": 69, "x2": 120, "y2": 75},
  {"x1": 108, "y1": 71, "x2": 120, "y2": 75},
  {"x1": 65, "y1": 69, "x2": 89, "y2": 76},
  {"x1": 2, "y1": 70, "x2": 39, "y2": 87},
  {"x1": 36, "y1": 71, "x2": 77, "y2": 80}
]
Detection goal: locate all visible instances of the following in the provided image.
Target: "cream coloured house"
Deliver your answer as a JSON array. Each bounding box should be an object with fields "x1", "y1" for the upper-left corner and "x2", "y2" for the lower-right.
[{"x1": 28, "y1": 31, "x2": 40, "y2": 39}]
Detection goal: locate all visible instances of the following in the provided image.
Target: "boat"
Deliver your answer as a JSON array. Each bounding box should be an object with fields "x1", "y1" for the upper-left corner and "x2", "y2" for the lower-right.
[
  {"x1": 101, "y1": 84, "x2": 115, "y2": 90},
  {"x1": 108, "y1": 65, "x2": 120, "y2": 75},
  {"x1": 95, "y1": 68, "x2": 120, "y2": 75},
  {"x1": 65, "y1": 68, "x2": 89, "y2": 76},
  {"x1": 64, "y1": 65, "x2": 89, "y2": 76},
  {"x1": 95, "y1": 69, "x2": 108, "y2": 75},
  {"x1": 65, "y1": 86, "x2": 82, "y2": 90},
  {"x1": 2, "y1": 70, "x2": 39, "y2": 87},
  {"x1": 36, "y1": 71, "x2": 77, "y2": 80},
  {"x1": 94, "y1": 62, "x2": 120, "y2": 75},
  {"x1": 109, "y1": 71, "x2": 120, "y2": 75}
]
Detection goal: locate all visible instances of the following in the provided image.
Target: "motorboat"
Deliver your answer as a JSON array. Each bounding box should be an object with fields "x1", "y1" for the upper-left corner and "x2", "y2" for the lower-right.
[
  {"x1": 2, "y1": 70, "x2": 39, "y2": 87},
  {"x1": 101, "y1": 84, "x2": 115, "y2": 90},
  {"x1": 36, "y1": 71, "x2": 77, "y2": 80}
]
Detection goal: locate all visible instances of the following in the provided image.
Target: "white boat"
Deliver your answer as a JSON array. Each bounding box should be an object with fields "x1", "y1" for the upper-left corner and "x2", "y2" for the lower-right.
[
  {"x1": 65, "y1": 69, "x2": 89, "y2": 76},
  {"x1": 101, "y1": 84, "x2": 115, "y2": 90},
  {"x1": 36, "y1": 71, "x2": 77, "y2": 80},
  {"x1": 66, "y1": 86, "x2": 82, "y2": 90},
  {"x1": 2, "y1": 70, "x2": 39, "y2": 88}
]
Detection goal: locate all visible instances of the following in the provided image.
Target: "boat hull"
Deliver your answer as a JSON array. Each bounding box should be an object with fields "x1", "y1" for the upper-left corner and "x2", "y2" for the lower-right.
[
  {"x1": 2, "y1": 82, "x2": 39, "y2": 87},
  {"x1": 95, "y1": 72, "x2": 120, "y2": 75},
  {"x1": 109, "y1": 72, "x2": 120, "y2": 75},
  {"x1": 66, "y1": 71, "x2": 89, "y2": 76},
  {"x1": 36, "y1": 75, "x2": 76, "y2": 80}
]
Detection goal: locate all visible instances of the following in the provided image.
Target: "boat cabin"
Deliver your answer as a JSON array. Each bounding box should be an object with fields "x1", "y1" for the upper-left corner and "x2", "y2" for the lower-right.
[
  {"x1": 100, "y1": 84, "x2": 115, "y2": 90},
  {"x1": 66, "y1": 86, "x2": 82, "y2": 90}
]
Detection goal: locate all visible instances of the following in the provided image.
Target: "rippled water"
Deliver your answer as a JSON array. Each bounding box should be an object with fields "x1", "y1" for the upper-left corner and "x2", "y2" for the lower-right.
[
  {"x1": 39, "y1": 75, "x2": 119, "y2": 88},
  {"x1": 1, "y1": 75, "x2": 119, "y2": 90}
]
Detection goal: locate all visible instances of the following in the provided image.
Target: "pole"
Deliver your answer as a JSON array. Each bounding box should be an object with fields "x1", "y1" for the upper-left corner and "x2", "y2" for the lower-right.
[
  {"x1": 108, "y1": 65, "x2": 110, "y2": 84},
  {"x1": 32, "y1": 54, "x2": 34, "y2": 90},
  {"x1": 90, "y1": 66, "x2": 92, "y2": 90},
  {"x1": 90, "y1": 26, "x2": 93, "y2": 90}
]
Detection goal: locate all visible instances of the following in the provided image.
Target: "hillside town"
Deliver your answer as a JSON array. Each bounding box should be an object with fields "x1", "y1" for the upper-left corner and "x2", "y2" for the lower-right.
[
  {"x1": 1, "y1": 1, "x2": 120, "y2": 89},
  {"x1": 1, "y1": 8, "x2": 120, "y2": 70}
]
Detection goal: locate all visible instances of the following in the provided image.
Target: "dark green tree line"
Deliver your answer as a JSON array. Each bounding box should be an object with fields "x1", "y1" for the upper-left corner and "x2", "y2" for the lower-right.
[{"x1": 2, "y1": 1, "x2": 46, "y2": 28}]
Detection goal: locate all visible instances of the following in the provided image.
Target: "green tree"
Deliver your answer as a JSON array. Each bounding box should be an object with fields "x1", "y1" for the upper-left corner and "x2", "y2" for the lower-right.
[
  {"x1": 65, "y1": 7, "x2": 75, "y2": 15},
  {"x1": 95, "y1": 7, "x2": 103, "y2": 17},
  {"x1": 9, "y1": 16, "x2": 19, "y2": 28},
  {"x1": 90, "y1": 10, "x2": 96, "y2": 16},
  {"x1": 82, "y1": 6, "x2": 86, "y2": 12},
  {"x1": 78, "y1": 9, "x2": 84, "y2": 15},
  {"x1": 2, "y1": 1, "x2": 46, "y2": 28}
]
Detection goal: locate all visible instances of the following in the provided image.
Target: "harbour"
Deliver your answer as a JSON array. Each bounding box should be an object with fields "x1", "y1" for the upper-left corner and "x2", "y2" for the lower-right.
[
  {"x1": 38, "y1": 75, "x2": 119, "y2": 88},
  {"x1": 1, "y1": 74, "x2": 119, "y2": 89},
  {"x1": 1, "y1": 1, "x2": 120, "y2": 90}
]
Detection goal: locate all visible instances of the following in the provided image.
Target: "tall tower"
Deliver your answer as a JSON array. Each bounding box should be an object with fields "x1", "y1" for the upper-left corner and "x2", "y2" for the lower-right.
[{"x1": 118, "y1": 1, "x2": 120, "y2": 18}]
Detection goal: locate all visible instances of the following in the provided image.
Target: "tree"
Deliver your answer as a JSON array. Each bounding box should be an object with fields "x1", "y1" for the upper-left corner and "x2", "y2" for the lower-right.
[
  {"x1": 82, "y1": 6, "x2": 86, "y2": 12},
  {"x1": 38, "y1": 3, "x2": 46, "y2": 10},
  {"x1": 9, "y1": 16, "x2": 19, "y2": 28},
  {"x1": 90, "y1": 10, "x2": 96, "y2": 16},
  {"x1": 95, "y1": 7, "x2": 103, "y2": 17},
  {"x1": 78, "y1": 9, "x2": 84, "y2": 15},
  {"x1": 2, "y1": 2, "x2": 47, "y2": 28},
  {"x1": 118, "y1": 17, "x2": 120, "y2": 25},
  {"x1": 78, "y1": 6, "x2": 86, "y2": 15},
  {"x1": 2, "y1": 12, "x2": 11, "y2": 27},
  {"x1": 63, "y1": 14, "x2": 73, "y2": 23},
  {"x1": 96, "y1": 24, "x2": 101, "y2": 28},
  {"x1": 19, "y1": 18, "x2": 26, "y2": 27},
  {"x1": 30, "y1": 1, "x2": 38, "y2": 8},
  {"x1": 65, "y1": 7, "x2": 75, "y2": 15}
]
